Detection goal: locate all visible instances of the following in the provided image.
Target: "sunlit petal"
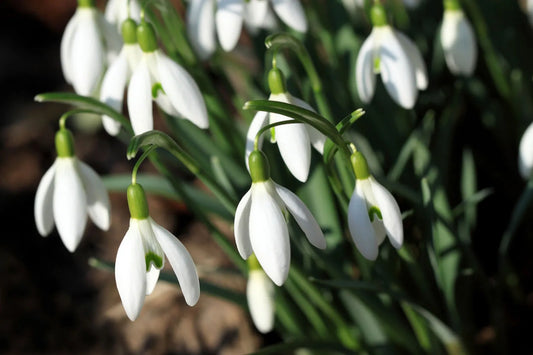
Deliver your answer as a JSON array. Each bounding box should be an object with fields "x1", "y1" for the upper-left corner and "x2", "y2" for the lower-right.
[
  {"x1": 216, "y1": 0, "x2": 244, "y2": 51},
  {"x1": 244, "y1": 0, "x2": 269, "y2": 30},
  {"x1": 271, "y1": 0, "x2": 307, "y2": 32},
  {"x1": 519, "y1": 122, "x2": 533, "y2": 179},
  {"x1": 145, "y1": 264, "x2": 160, "y2": 295},
  {"x1": 34, "y1": 162, "x2": 56, "y2": 237},
  {"x1": 370, "y1": 178, "x2": 403, "y2": 249},
  {"x1": 100, "y1": 48, "x2": 129, "y2": 135},
  {"x1": 115, "y1": 220, "x2": 147, "y2": 321},
  {"x1": 234, "y1": 189, "x2": 253, "y2": 259},
  {"x1": 247, "y1": 269, "x2": 275, "y2": 333},
  {"x1": 274, "y1": 183, "x2": 326, "y2": 250},
  {"x1": 245, "y1": 111, "x2": 269, "y2": 172},
  {"x1": 355, "y1": 33, "x2": 377, "y2": 104},
  {"x1": 395, "y1": 30, "x2": 428, "y2": 90},
  {"x1": 78, "y1": 161, "x2": 111, "y2": 231},
  {"x1": 441, "y1": 10, "x2": 477, "y2": 76},
  {"x1": 289, "y1": 95, "x2": 326, "y2": 154},
  {"x1": 187, "y1": 0, "x2": 217, "y2": 59},
  {"x1": 127, "y1": 58, "x2": 153, "y2": 135},
  {"x1": 60, "y1": 10, "x2": 79, "y2": 84},
  {"x1": 152, "y1": 219, "x2": 200, "y2": 306},
  {"x1": 348, "y1": 186, "x2": 378, "y2": 260}
]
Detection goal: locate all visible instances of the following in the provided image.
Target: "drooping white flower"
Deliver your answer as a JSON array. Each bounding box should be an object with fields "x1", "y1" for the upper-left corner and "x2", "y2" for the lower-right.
[
  {"x1": 100, "y1": 19, "x2": 142, "y2": 135},
  {"x1": 34, "y1": 128, "x2": 110, "y2": 252},
  {"x1": 440, "y1": 8, "x2": 477, "y2": 76},
  {"x1": 115, "y1": 183, "x2": 200, "y2": 321},
  {"x1": 245, "y1": 68, "x2": 326, "y2": 182},
  {"x1": 61, "y1": 0, "x2": 121, "y2": 96},
  {"x1": 247, "y1": 256, "x2": 275, "y2": 333},
  {"x1": 187, "y1": 0, "x2": 307, "y2": 59},
  {"x1": 235, "y1": 150, "x2": 326, "y2": 286},
  {"x1": 355, "y1": 3, "x2": 427, "y2": 109},
  {"x1": 105, "y1": 0, "x2": 141, "y2": 31},
  {"x1": 127, "y1": 21, "x2": 208, "y2": 135},
  {"x1": 348, "y1": 151, "x2": 403, "y2": 260},
  {"x1": 519, "y1": 122, "x2": 533, "y2": 179}
]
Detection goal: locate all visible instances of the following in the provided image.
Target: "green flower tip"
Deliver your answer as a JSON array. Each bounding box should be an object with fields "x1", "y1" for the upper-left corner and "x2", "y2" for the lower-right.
[
  {"x1": 268, "y1": 68, "x2": 287, "y2": 95},
  {"x1": 77, "y1": 0, "x2": 95, "y2": 8},
  {"x1": 370, "y1": 3, "x2": 388, "y2": 27},
  {"x1": 247, "y1": 254, "x2": 261, "y2": 271},
  {"x1": 443, "y1": 0, "x2": 462, "y2": 11},
  {"x1": 137, "y1": 22, "x2": 158, "y2": 53},
  {"x1": 249, "y1": 150, "x2": 271, "y2": 183},
  {"x1": 145, "y1": 252, "x2": 163, "y2": 271},
  {"x1": 127, "y1": 183, "x2": 150, "y2": 219},
  {"x1": 121, "y1": 18, "x2": 138, "y2": 44},
  {"x1": 351, "y1": 151, "x2": 370, "y2": 180},
  {"x1": 55, "y1": 129, "x2": 75, "y2": 158}
]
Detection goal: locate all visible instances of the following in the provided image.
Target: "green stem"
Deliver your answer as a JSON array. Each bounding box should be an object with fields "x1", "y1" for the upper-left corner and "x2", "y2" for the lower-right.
[
  {"x1": 254, "y1": 120, "x2": 302, "y2": 150},
  {"x1": 131, "y1": 146, "x2": 157, "y2": 184}
]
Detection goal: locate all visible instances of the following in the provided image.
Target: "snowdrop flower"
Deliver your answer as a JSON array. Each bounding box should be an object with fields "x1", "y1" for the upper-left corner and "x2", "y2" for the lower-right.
[
  {"x1": 34, "y1": 128, "x2": 110, "y2": 252},
  {"x1": 519, "y1": 122, "x2": 533, "y2": 179},
  {"x1": 440, "y1": 1, "x2": 477, "y2": 76},
  {"x1": 61, "y1": 0, "x2": 121, "y2": 96},
  {"x1": 348, "y1": 151, "x2": 403, "y2": 260},
  {"x1": 127, "y1": 21, "x2": 208, "y2": 135},
  {"x1": 247, "y1": 255, "x2": 275, "y2": 333},
  {"x1": 100, "y1": 19, "x2": 142, "y2": 135},
  {"x1": 187, "y1": 0, "x2": 307, "y2": 59},
  {"x1": 116, "y1": 183, "x2": 200, "y2": 321},
  {"x1": 355, "y1": 3, "x2": 427, "y2": 109},
  {"x1": 105, "y1": 0, "x2": 141, "y2": 31},
  {"x1": 234, "y1": 150, "x2": 326, "y2": 286},
  {"x1": 245, "y1": 68, "x2": 326, "y2": 182}
]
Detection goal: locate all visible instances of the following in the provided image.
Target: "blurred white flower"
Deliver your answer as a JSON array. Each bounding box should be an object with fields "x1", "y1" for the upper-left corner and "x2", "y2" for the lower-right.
[
  {"x1": 245, "y1": 69, "x2": 326, "y2": 182},
  {"x1": 105, "y1": 0, "x2": 141, "y2": 30},
  {"x1": 519, "y1": 122, "x2": 533, "y2": 179},
  {"x1": 34, "y1": 129, "x2": 110, "y2": 252},
  {"x1": 528, "y1": 0, "x2": 533, "y2": 27},
  {"x1": 235, "y1": 151, "x2": 326, "y2": 286},
  {"x1": 247, "y1": 262, "x2": 275, "y2": 333},
  {"x1": 348, "y1": 152, "x2": 403, "y2": 260},
  {"x1": 128, "y1": 22, "x2": 208, "y2": 135},
  {"x1": 61, "y1": 2, "x2": 121, "y2": 96},
  {"x1": 403, "y1": 0, "x2": 422, "y2": 9},
  {"x1": 100, "y1": 19, "x2": 142, "y2": 135},
  {"x1": 356, "y1": 25, "x2": 427, "y2": 109},
  {"x1": 440, "y1": 9, "x2": 477, "y2": 76},
  {"x1": 115, "y1": 183, "x2": 200, "y2": 321},
  {"x1": 187, "y1": 0, "x2": 307, "y2": 59}
]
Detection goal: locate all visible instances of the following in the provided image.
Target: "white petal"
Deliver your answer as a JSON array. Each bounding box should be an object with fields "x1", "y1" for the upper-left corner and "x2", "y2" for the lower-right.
[
  {"x1": 289, "y1": 95, "x2": 326, "y2": 154},
  {"x1": 244, "y1": 0, "x2": 270, "y2": 29},
  {"x1": 115, "y1": 220, "x2": 147, "y2": 321},
  {"x1": 245, "y1": 111, "x2": 269, "y2": 172},
  {"x1": 100, "y1": 48, "x2": 129, "y2": 135},
  {"x1": 378, "y1": 27, "x2": 417, "y2": 109},
  {"x1": 216, "y1": 0, "x2": 244, "y2": 51},
  {"x1": 60, "y1": 11, "x2": 79, "y2": 84},
  {"x1": 355, "y1": 33, "x2": 377, "y2": 104},
  {"x1": 441, "y1": 10, "x2": 477, "y2": 76},
  {"x1": 97, "y1": 13, "x2": 122, "y2": 64},
  {"x1": 128, "y1": 58, "x2": 153, "y2": 135},
  {"x1": 370, "y1": 177, "x2": 403, "y2": 249},
  {"x1": 274, "y1": 183, "x2": 326, "y2": 249},
  {"x1": 372, "y1": 219, "x2": 387, "y2": 246},
  {"x1": 347, "y1": 186, "x2": 378, "y2": 260},
  {"x1": 77, "y1": 161, "x2": 111, "y2": 231},
  {"x1": 70, "y1": 9, "x2": 105, "y2": 96},
  {"x1": 247, "y1": 270, "x2": 275, "y2": 333},
  {"x1": 187, "y1": 0, "x2": 217, "y2": 59},
  {"x1": 156, "y1": 51, "x2": 209, "y2": 129},
  {"x1": 154, "y1": 92, "x2": 183, "y2": 117},
  {"x1": 271, "y1": 113, "x2": 311, "y2": 182},
  {"x1": 151, "y1": 219, "x2": 200, "y2": 306},
  {"x1": 146, "y1": 264, "x2": 161, "y2": 295},
  {"x1": 395, "y1": 30, "x2": 428, "y2": 90},
  {"x1": 271, "y1": 0, "x2": 307, "y2": 32},
  {"x1": 104, "y1": 0, "x2": 119, "y2": 24},
  {"x1": 249, "y1": 183, "x2": 290, "y2": 286},
  {"x1": 53, "y1": 158, "x2": 88, "y2": 252},
  {"x1": 519, "y1": 122, "x2": 533, "y2": 179},
  {"x1": 34, "y1": 162, "x2": 56, "y2": 236},
  {"x1": 234, "y1": 189, "x2": 253, "y2": 259}
]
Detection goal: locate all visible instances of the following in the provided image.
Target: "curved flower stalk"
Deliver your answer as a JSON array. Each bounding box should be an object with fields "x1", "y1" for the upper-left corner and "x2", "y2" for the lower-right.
[
  {"x1": 245, "y1": 68, "x2": 326, "y2": 182},
  {"x1": 127, "y1": 21, "x2": 208, "y2": 135},
  {"x1": 105, "y1": 0, "x2": 141, "y2": 31},
  {"x1": 519, "y1": 122, "x2": 533, "y2": 180},
  {"x1": 116, "y1": 183, "x2": 200, "y2": 321},
  {"x1": 34, "y1": 128, "x2": 110, "y2": 252},
  {"x1": 61, "y1": 0, "x2": 122, "y2": 96},
  {"x1": 348, "y1": 151, "x2": 403, "y2": 260},
  {"x1": 235, "y1": 150, "x2": 326, "y2": 286},
  {"x1": 100, "y1": 19, "x2": 142, "y2": 135},
  {"x1": 247, "y1": 255, "x2": 275, "y2": 333},
  {"x1": 187, "y1": 0, "x2": 307, "y2": 59},
  {"x1": 440, "y1": 1, "x2": 477, "y2": 76},
  {"x1": 355, "y1": 3, "x2": 427, "y2": 109}
]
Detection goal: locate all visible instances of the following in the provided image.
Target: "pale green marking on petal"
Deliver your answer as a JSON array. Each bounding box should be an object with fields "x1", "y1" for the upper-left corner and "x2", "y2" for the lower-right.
[
  {"x1": 145, "y1": 252, "x2": 163, "y2": 271},
  {"x1": 368, "y1": 205, "x2": 383, "y2": 222},
  {"x1": 152, "y1": 83, "x2": 165, "y2": 99}
]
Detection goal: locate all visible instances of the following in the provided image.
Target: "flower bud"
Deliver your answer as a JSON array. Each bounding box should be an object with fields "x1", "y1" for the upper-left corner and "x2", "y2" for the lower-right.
[
  {"x1": 55, "y1": 128, "x2": 75, "y2": 158},
  {"x1": 137, "y1": 22, "x2": 158, "y2": 53},
  {"x1": 127, "y1": 183, "x2": 150, "y2": 219},
  {"x1": 268, "y1": 68, "x2": 287, "y2": 95},
  {"x1": 249, "y1": 150, "x2": 271, "y2": 183},
  {"x1": 371, "y1": 3, "x2": 388, "y2": 27},
  {"x1": 350, "y1": 151, "x2": 370, "y2": 180},
  {"x1": 121, "y1": 18, "x2": 138, "y2": 44}
]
